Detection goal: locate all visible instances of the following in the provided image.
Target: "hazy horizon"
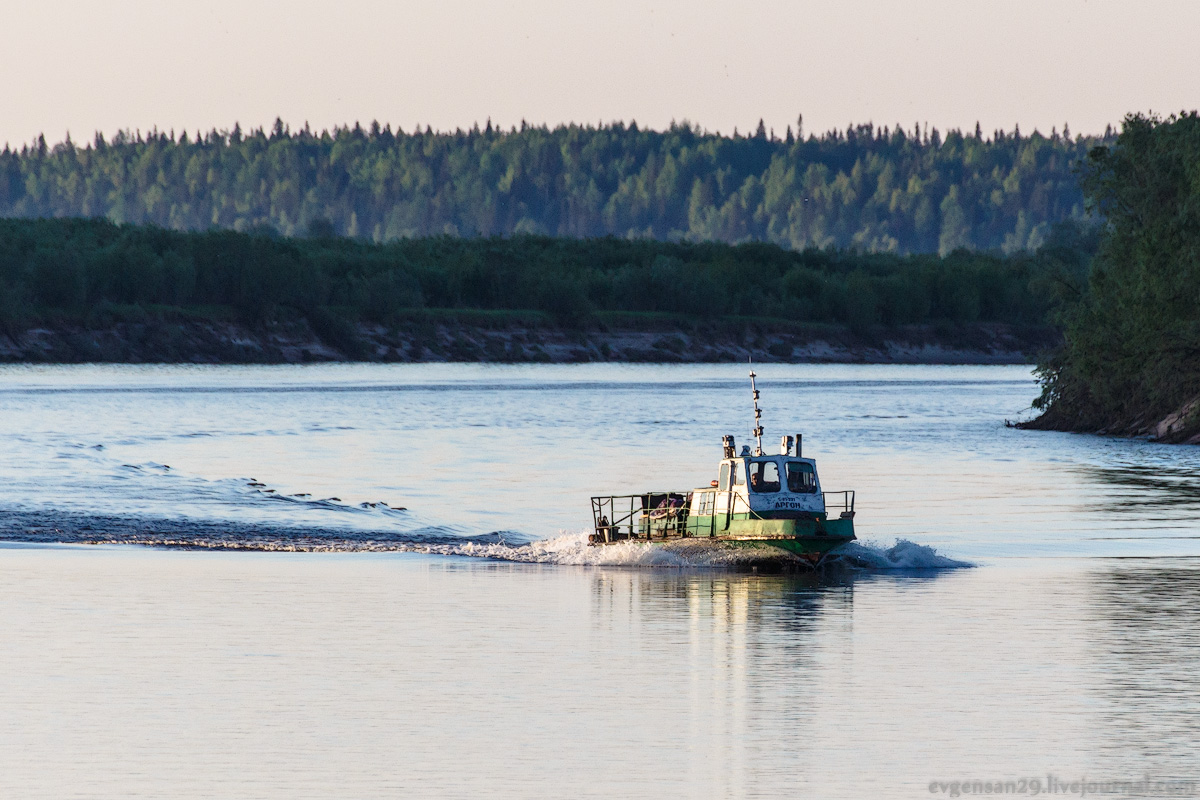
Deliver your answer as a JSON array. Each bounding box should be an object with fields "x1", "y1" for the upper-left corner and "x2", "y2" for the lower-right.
[{"x1": 5, "y1": 0, "x2": 1198, "y2": 149}]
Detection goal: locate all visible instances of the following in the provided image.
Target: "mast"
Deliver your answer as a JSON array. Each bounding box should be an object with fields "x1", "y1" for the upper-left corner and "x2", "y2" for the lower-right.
[{"x1": 749, "y1": 363, "x2": 764, "y2": 456}]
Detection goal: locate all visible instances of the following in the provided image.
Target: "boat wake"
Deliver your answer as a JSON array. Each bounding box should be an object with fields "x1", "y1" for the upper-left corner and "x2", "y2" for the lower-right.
[
  {"x1": 392, "y1": 533, "x2": 973, "y2": 571},
  {"x1": 825, "y1": 539, "x2": 974, "y2": 570},
  {"x1": 0, "y1": 509, "x2": 971, "y2": 570}
]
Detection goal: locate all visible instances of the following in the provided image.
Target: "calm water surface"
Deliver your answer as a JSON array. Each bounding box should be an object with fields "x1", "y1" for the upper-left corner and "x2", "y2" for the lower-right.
[{"x1": 1, "y1": 364, "x2": 1198, "y2": 798}]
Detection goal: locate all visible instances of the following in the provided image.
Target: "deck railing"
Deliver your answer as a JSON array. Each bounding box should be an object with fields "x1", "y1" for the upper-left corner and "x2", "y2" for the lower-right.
[
  {"x1": 590, "y1": 492, "x2": 691, "y2": 543},
  {"x1": 823, "y1": 490, "x2": 856, "y2": 518}
]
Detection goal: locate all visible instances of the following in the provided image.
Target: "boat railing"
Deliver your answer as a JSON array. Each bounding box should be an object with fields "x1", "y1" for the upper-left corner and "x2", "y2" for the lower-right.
[
  {"x1": 823, "y1": 490, "x2": 856, "y2": 518},
  {"x1": 590, "y1": 492, "x2": 690, "y2": 543}
]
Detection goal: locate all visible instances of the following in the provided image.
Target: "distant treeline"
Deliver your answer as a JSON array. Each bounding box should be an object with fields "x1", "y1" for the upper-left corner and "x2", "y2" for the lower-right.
[
  {"x1": 0, "y1": 119, "x2": 1109, "y2": 255},
  {"x1": 1028, "y1": 112, "x2": 1200, "y2": 438},
  {"x1": 0, "y1": 217, "x2": 1094, "y2": 332}
]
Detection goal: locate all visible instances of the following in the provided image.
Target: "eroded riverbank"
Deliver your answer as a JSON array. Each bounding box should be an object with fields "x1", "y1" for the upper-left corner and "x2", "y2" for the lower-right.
[{"x1": 0, "y1": 317, "x2": 1055, "y2": 364}]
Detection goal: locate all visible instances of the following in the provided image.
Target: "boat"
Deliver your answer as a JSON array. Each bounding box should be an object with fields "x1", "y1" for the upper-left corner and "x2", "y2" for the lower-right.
[{"x1": 588, "y1": 368, "x2": 856, "y2": 567}]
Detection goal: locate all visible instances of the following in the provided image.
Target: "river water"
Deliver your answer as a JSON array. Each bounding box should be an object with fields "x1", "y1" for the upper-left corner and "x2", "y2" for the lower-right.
[{"x1": 1, "y1": 364, "x2": 1198, "y2": 799}]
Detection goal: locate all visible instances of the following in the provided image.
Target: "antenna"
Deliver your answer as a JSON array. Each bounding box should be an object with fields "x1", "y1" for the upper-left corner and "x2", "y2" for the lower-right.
[{"x1": 749, "y1": 361, "x2": 763, "y2": 456}]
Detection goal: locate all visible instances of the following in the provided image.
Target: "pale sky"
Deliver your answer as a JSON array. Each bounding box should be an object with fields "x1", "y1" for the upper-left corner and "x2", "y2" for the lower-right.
[{"x1": 4, "y1": 0, "x2": 1198, "y2": 147}]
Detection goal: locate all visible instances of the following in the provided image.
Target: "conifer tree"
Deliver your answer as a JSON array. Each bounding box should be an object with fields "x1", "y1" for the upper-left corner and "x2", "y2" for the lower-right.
[{"x1": 0, "y1": 118, "x2": 1101, "y2": 254}]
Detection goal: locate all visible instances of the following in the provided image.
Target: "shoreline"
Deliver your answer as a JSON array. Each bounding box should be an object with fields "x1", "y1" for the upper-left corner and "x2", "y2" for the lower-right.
[
  {"x1": 0, "y1": 317, "x2": 1055, "y2": 365},
  {"x1": 1017, "y1": 396, "x2": 1200, "y2": 445}
]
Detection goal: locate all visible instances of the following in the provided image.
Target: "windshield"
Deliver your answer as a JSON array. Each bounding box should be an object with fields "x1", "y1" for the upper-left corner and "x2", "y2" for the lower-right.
[
  {"x1": 748, "y1": 460, "x2": 780, "y2": 493},
  {"x1": 787, "y1": 462, "x2": 817, "y2": 494}
]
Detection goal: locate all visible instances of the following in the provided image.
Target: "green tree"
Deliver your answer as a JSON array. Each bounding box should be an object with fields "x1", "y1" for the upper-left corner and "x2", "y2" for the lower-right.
[
  {"x1": 1030, "y1": 112, "x2": 1200, "y2": 433},
  {"x1": 0, "y1": 120, "x2": 1105, "y2": 255}
]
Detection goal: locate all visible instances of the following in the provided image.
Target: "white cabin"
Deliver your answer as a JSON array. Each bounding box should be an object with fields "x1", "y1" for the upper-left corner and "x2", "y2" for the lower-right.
[{"x1": 704, "y1": 454, "x2": 825, "y2": 517}]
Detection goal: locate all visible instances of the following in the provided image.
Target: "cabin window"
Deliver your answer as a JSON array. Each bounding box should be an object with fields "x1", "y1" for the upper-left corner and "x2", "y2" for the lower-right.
[
  {"x1": 718, "y1": 463, "x2": 730, "y2": 491},
  {"x1": 732, "y1": 462, "x2": 744, "y2": 486},
  {"x1": 787, "y1": 462, "x2": 817, "y2": 494},
  {"x1": 748, "y1": 461, "x2": 781, "y2": 493},
  {"x1": 697, "y1": 492, "x2": 716, "y2": 515}
]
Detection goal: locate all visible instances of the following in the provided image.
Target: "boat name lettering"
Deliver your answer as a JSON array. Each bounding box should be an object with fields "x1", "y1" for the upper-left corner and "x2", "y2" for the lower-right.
[{"x1": 771, "y1": 497, "x2": 809, "y2": 509}]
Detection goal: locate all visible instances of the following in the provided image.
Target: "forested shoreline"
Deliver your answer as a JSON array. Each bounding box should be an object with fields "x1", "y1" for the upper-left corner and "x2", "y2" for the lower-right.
[
  {"x1": 0, "y1": 217, "x2": 1083, "y2": 363},
  {"x1": 7, "y1": 113, "x2": 1190, "y2": 435},
  {"x1": 1023, "y1": 112, "x2": 1200, "y2": 443},
  {"x1": 1, "y1": 119, "x2": 1107, "y2": 255}
]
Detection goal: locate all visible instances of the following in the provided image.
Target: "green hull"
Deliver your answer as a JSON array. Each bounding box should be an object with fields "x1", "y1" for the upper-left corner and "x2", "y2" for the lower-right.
[
  {"x1": 721, "y1": 516, "x2": 855, "y2": 563},
  {"x1": 635, "y1": 512, "x2": 856, "y2": 565}
]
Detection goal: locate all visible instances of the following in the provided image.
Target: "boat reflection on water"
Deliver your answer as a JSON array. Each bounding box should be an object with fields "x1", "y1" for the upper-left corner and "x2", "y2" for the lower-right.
[
  {"x1": 583, "y1": 560, "x2": 1200, "y2": 795},
  {"x1": 589, "y1": 568, "x2": 855, "y2": 640},
  {"x1": 585, "y1": 567, "x2": 959, "y2": 794},
  {"x1": 586, "y1": 569, "x2": 849, "y2": 793}
]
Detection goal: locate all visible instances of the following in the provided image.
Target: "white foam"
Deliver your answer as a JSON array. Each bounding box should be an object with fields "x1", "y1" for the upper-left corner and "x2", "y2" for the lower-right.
[
  {"x1": 410, "y1": 533, "x2": 973, "y2": 571},
  {"x1": 415, "y1": 532, "x2": 806, "y2": 567}
]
